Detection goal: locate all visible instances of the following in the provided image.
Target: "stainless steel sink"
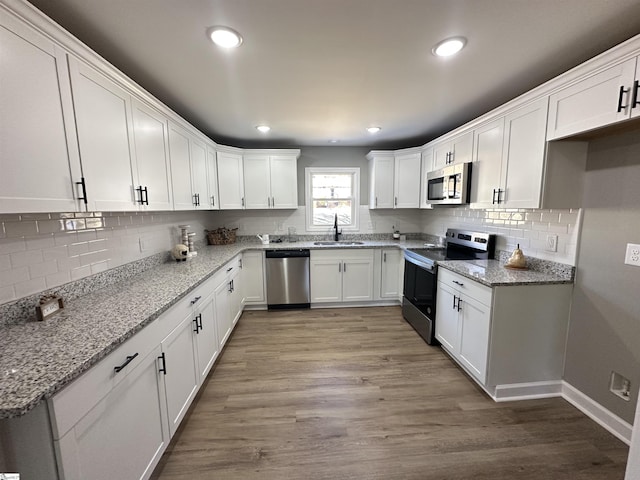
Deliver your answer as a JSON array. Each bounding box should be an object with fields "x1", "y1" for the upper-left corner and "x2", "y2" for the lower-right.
[{"x1": 313, "y1": 241, "x2": 365, "y2": 246}]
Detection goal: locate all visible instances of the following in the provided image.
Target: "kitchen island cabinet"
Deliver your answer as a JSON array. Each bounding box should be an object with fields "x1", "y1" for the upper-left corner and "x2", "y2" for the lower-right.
[{"x1": 435, "y1": 266, "x2": 572, "y2": 400}]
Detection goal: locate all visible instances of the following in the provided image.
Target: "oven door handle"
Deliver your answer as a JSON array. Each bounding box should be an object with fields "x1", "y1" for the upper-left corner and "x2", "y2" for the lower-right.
[{"x1": 404, "y1": 254, "x2": 436, "y2": 272}]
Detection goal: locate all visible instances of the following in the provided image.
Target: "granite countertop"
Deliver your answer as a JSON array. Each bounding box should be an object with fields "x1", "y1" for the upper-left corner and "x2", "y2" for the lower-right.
[
  {"x1": 0, "y1": 238, "x2": 573, "y2": 419},
  {"x1": 0, "y1": 239, "x2": 425, "y2": 419},
  {"x1": 438, "y1": 259, "x2": 574, "y2": 287}
]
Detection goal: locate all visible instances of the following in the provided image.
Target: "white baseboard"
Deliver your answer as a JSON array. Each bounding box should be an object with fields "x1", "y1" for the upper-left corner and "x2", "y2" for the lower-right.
[
  {"x1": 492, "y1": 381, "x2": 563, "y2": 402},
  {"x1": 562, "y1": 381, "x2": 632, "y2": 445}
]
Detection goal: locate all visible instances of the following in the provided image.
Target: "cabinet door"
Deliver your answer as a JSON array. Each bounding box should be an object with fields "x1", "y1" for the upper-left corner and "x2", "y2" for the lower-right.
[
  {"x1": 161, "y1": 315, "x2": 199, "y2": 437},
  {"x1": 131, "y1": 99, "x2": 173, "y2": 211},
  {"x1": 451, "y1": 131, "x2": 474, "y2": 165},
  {"x1": 310, "y1": 258, "x2": 342, "y2": 302},
  {"x1": 55, "y1": 346, "x2": 169, "y2": 480},
  {"x1": 369, "y1": 156, "x2": 395, "y2": 208},
  {"x1": 242, "y1": 251, "x2": 265, "y2": 304},
  {"x1": 470, "y1": 118, "x2": 505, "y2": 208},
  {"x1": 342, "y1": 257, "x2": 374, "y2": 301},
  {"x1": 0, "y1": 13, "x2": 82, "y2": 213},
  {"x1": 270, "y1": 155, "x2": 298, "y2": 208},
  {"x1": 168, "y1": 123, "x2": 194, "y2": 210},
  {"x1": 190, "y1": 137, "x2": 208, "y2": 210},
  {"x1": 69, "y1": 58, "x2": 137, "y2": 212},
  {"x1": 435, "y1": 282, "x2": 458, "y2": 352},
  {"x1": 214, "y1": 278, "x2": 233, "y2": 349},
  {"x1": 501, "y1": 98, "x2": 549, "y2": 208},
  {"x1": 547, "y1": 58, "x2": 637, "y2": 140},
  {"x1": 194, "y1": 295, "x2": 219, "y2": 381},
  {"x1": 458, "y1": 294, "x2": 491, "y2": 384},
  {"x1": 432, "y1": 141, "x2": 451, "y2": 170},
  {"x1": 394, "y1": 153, "x2": 421, "y2": 208},
  {"x1": 243, "y1": 154, "x2": 271, "y2": 209},
  {"x1": 217, "y1": 151, "x2": 245, "y2": 209},
  {"x1": 206, "y1": 145, "x2": 220, "y2": 209},
  {"x1": 420, "y1": 148, "x2": 434, "y2": 209},
  {"x1": 229, "y1": 266, "x2": 243, "y2": 326},
  {"x1": 380, "y1": 249, "x2": 403, "y2": 299}
]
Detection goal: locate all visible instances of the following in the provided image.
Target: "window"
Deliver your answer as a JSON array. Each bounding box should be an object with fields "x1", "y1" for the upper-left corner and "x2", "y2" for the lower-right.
[{"x1": 305, "y1": 167, "x2": 359, "y2": 231}]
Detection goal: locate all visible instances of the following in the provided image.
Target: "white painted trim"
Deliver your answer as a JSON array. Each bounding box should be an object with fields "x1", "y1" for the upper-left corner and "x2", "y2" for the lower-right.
[
  {"x1": 311, "y1": 300, "x2": 401, "y2": 309},
  {"x1": 562, "y1": 381, "x2": 632, "y2": 445},
  {"x1": 493, "y1": 381, "x2": 563, "y2": 402}
]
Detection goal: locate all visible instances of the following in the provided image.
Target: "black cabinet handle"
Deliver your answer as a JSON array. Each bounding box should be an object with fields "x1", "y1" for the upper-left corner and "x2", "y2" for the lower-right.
[
  {"x1": 617, "y1": 85, "x2": 630, "y2": 113},
  {"x1": 211, "y1": 195, "x2": 215, "y2": 207},
  {"x1": 394, "y1": 197, "x2": 397, "y2": 206},
  {"x1": 453, "y1": 280, "x2": 464, "y2": 286},
  {"x1": 114, "y1": 352, "x2": 138, "y2": 373},
  {"x1": 452, "y1": 295, "x2": 457, "y2": 310},
  {"x1": 135, "y1": 186, "x2": 145, "y2": 205},
  {"x1": 197, "y1": 313, "x2": 203, "y2": 331},
  {"x1": 383, "y1": 252, "x2": 387, "y2": 262},
  {"x1": 76, "y1": 177, "x2": 88, "y2": 205},
  {"x1": 239, "y1": 259, "x2": 243, "y2": 269},
  {"x1": 492, "y1": 188, "x2": 497, "y2": 205},
  {"x1": 632, "y1": 80, "x2": 640, "y2": 109},
  {"x1": 226, "y1": 267, "x2": 233, "y2": 272},
  {"x1": 158, "y1": 352, "x2": 167, "y2": 375},
  {"x1": 193, "y1": 316, "x2": 199, "y2": 333},
  {"x1": 190, "y1": 295, "x2": 202, "y2": 305},
  {"x1": 143, "y1": 186, "x2": 149, "y2": 205},
  {"x1": 457, "y1": 298, "x2": 462, "y2": 312},
  {"x1": 231, "y1": 279, "x2": 234, "y2": 292}
]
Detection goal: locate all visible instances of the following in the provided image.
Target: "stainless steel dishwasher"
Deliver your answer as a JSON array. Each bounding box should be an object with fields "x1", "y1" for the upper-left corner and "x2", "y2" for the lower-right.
[{"x1": 265, "y1": 249, "x2": 310, "y2": 309}]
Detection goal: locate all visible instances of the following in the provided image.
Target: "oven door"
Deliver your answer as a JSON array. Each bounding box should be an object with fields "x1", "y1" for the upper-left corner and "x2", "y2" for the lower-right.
[{"x1": 402, "y1": 255, "x2": 438, "y2": 345}]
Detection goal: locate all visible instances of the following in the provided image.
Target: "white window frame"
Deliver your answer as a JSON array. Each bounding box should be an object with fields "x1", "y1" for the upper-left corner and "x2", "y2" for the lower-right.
[{"x1": 305, "y1": 167, "x2": 360, "y2": 232}]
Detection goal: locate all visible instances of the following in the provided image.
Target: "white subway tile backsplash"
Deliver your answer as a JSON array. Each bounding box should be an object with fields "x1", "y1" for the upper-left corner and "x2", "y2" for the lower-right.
[
  {"x1": 70, "y1": 265, "x2": 91, "y2": 281},
  {"x1": 13, "y1": 276, "x2": 46, "y2": 298},
  {"x1": 540, "y1": 211, "x2": 560, "y2": 223},
  {"x1": 68, "y1": 241, "x2": 89, "y2": 257},
  {"x1": 45, "y1": 271, "x2": 71, "y2": 288},
  {"x1": 0, "y1": 238, "x2": 26, "y2": 255},
  {"x1": 4, "y1": 221, "x2": 38, "y2": 237},
  {"x1": 0, "y1": 255, "x2": 10, "y2": 272},
  {"x1": 0, "y1": 285, "x2": 15, "y2": 304},
  {"x1": 54, "y1": 232, "x2": 77, "y2": 247},
  {"x1": 43, "y1": 245, "x2": 69, "y2": 261},
  {"x1": 29, "y1": 260, "x2": 59, "y2": 279},
  {"x1": 10, "y1": 250, "x2": 44, "y2": 268},
  {"x1": 0, "y1": 267, "x2": 29, "y2": 288},
  {"x1": 25, "y1": 235, "x2": 56, "y2": 251},
  {"x1": 36, "y1": 219, "x2": 66, "y2": 234},
  {"x1": 90, "y1": 261, "x2": 109, "y2": 275}
]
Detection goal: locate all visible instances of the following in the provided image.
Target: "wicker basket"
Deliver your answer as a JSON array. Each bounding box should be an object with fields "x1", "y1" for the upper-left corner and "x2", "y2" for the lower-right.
[{"x1": 206, "y1": 227, "x2": 238, "y2": 245}]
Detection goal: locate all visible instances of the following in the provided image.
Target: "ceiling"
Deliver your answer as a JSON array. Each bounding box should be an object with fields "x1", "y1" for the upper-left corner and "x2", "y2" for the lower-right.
[{"x1": 26, "y1": 0, "x2": 640, "y2": 149}]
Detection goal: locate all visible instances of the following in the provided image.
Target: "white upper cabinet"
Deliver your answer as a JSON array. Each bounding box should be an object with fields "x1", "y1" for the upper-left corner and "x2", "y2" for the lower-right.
[
  {"x1": 547, "y1": 57, "x2": 639, "y2": 140},
  {"x1": 500, "y1": 97, "x2": 549, "y2": 208},
  {"x1": 368, "y1": 152, "x2": 395, "y2": 209},
  {"x1": 68, "y1": 57, "x2": 138, "y2": 212},
  {"x1": 0, "y1": 11, "x2": 82, "y2": 213},
  {"x1": 130, "y1": 99, "x2": 173, "y2": 211},
  {"x1": 470, "y1": 118, "x2": 505, "y2": 208},
  {"x1": 167, "y1": 122, "x2": 194, "y2": 210},
  {"x1": 368, "y1": 151, "x2": 421, "y2": 209},
  {"x1": 205, "y1": 145, "x2": 220, "y2": 210},
  {"x1": 419, "y1": 147, "x2": 433, "y2": 209},
  {"x1": 190, "y1": 137, "x2": 208, "y2": 210},
  {"x1": 217, "y1": 150, "x2": 245, "y2": 209},
  {"x1": 243, "y1": 153, "x2": 298, "y2": 209},
  {"x1": 432, "y1": 130, "x2": 473, "y2": 169},
  {"x1": 394, "y1": 152, "x2": 421, "y2": 208}
]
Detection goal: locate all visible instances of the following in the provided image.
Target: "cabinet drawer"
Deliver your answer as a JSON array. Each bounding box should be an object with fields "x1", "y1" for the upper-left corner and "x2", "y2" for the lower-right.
[
  {"x1": 311, "y1": 248, "x2": 373, "y2": 260},
  {"x1": 49, "y1": 318, "x2": 161, "y2": 440},
  {"x1": 438, "y1": 268, "x2": 492, "y2": 306}
]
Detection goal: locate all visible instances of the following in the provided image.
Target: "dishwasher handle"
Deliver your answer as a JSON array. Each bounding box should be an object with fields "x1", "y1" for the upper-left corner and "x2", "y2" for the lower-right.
[{"x1": 265, "y1": 249, "x2": 310, "y2": 258}]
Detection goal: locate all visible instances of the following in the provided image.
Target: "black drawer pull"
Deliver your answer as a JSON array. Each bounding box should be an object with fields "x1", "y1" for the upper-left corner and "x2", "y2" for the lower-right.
[
  {"x1": 197, "y1": 313, "x2": 203, "y2": 331},
  {"x1": 453, "y1": 280, "x2": 464, "y2": 286},
  {"x1": 158, "y1": 352, "x2": 167, "y2": 375},
  {"x1": 114, "y1": 352, "x2": 138, "y2": 373},
  {"x1": 190, "y1": 295, "x2": 202, "y2": 305},
  {"x1": 632, "y1": 80, "x2": 640, "y2": 109},
  {"x1": 76, "y1": 177, "x2": 88, "y2": 205},
  {"x1": 617, "y1": 85, "x2": 630, "y2": 112}
]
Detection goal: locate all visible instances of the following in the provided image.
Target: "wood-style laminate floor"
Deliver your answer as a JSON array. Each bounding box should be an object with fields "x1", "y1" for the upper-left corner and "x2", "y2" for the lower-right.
[{"x1": 150, "y1": 307, "x2": 628, "y2": 480}]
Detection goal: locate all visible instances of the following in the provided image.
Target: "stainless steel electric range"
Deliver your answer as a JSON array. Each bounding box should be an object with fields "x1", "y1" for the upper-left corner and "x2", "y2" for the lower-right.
[{"x1": 402, "y1": 229, "x2": 496, "y2": 345}]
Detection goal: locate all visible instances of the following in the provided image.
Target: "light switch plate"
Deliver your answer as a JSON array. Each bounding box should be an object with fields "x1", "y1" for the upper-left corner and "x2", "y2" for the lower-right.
[
  {"x1": 545, "y1": 234, "x2": 558, "y2": 252},
  {"x1": 624, "y1": 243, "x2": 640, "y2": 266}
]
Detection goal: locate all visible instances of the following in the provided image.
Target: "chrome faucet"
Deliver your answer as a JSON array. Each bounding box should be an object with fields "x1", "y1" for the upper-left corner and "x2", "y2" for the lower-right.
[{"x1": 333, "y1": 213, "x2": 341, "y2": 241}]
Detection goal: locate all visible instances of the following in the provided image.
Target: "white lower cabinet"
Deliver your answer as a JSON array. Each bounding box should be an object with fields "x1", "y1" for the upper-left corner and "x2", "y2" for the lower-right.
[
  {"x1": 54, "y1": 345, "x2": 169, "y2": 480},
  {"x1": 435, "y1": 270, "x2": 492, "y2": 383},
  {"x1": 242, "y1": 251, "x2": 265, "y2": 305},
  {"x1": 193, "y1": 293, "x2": 219, "y2": 380},
  {"x1": 435, "y1": 268, "x2": 572, "y2": 398},
  {"x1": 160, "y1": 314, "x2": 200, "y2": 438},
  {"x1": 380, "y1": 249, "x2": 403, "y2": 299},
  {"x1": 310, "y1": 249, "x2": 374, "y2": 303},
  {"x1": 213, "y1": 256, "x2": 243, "y2": 348}
]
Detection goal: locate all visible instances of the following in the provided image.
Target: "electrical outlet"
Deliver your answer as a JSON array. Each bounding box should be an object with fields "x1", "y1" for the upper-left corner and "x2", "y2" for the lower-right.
[
  {"x1": 545, "y1": 234, "x2": 558, "y2": 252},
  {"x1": 624, "y1": 243, "x2": 640, "y2": 266}
]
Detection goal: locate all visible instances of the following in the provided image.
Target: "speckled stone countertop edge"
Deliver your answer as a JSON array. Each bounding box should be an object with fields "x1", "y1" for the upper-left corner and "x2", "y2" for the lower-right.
[{"x1": 0, "y1": 239, "x2": 431, "y2": 419}]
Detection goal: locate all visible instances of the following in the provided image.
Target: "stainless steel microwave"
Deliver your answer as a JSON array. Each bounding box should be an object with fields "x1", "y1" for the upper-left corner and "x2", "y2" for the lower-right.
[{"x1": 426, "y1": 162, "x2": 472, "y2": 205}]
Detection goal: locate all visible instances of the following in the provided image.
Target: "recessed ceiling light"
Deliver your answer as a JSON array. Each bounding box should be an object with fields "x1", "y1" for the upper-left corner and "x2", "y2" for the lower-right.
[
  {"x1": 367, "y1": 126, "x2": 382, "y2": 134},
  {"x1": 432, "y1": 37, "x2": 467, "y2": 57},
  {"x1": 207, "y1": 26, "x2": 243, "y2": 48},
  {"x1": 256, "y1": 125, "x2": 271, "y2": 133}
]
